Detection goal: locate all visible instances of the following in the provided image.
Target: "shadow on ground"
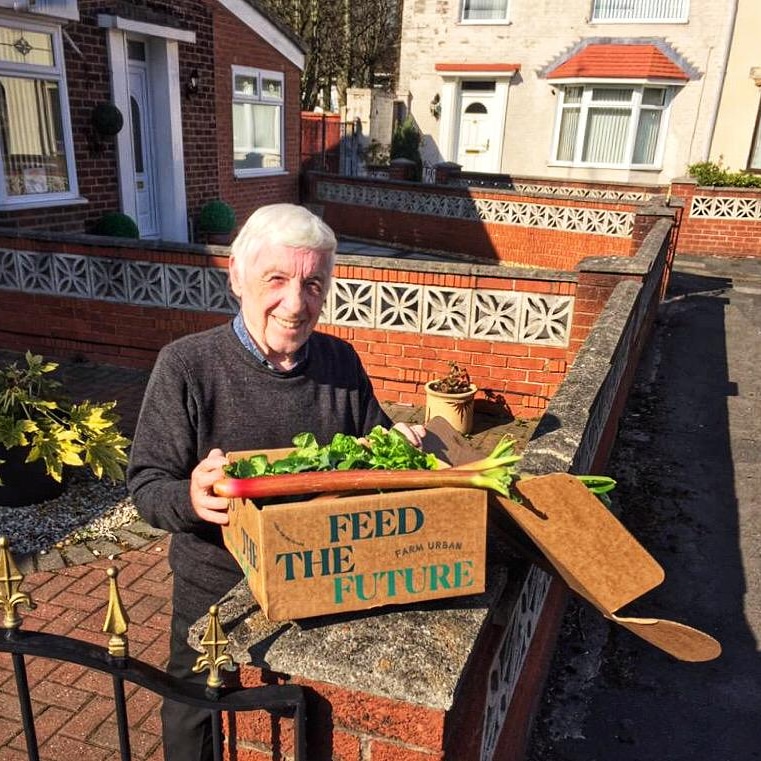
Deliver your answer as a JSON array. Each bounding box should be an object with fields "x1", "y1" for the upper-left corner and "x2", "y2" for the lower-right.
[{"x1": 527, "y1": 261, "x2": 761, "y2": 761}]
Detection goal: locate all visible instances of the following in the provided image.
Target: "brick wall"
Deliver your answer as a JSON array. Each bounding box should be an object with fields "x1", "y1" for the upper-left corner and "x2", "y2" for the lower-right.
[
  {"x1": 0, "y1": 0, "x2": 298, "y2": 239},
  {"x1": 671, "y1": 179, "x2": 761, "y2": 258},
  {"x1": 0, "y1": 194, "x2": 676, "y2": 421},
  {"x1": 307, "y1": 174, "x2": 639, "y2": 269},
  {"x1": 210, "y1": 2, "x2": 301, "y2": 232}
]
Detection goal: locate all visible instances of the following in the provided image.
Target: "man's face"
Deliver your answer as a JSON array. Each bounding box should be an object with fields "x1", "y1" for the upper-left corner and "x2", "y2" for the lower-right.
[{"x1": 230, "y1": 242, "x2": 331, "y2": 370}]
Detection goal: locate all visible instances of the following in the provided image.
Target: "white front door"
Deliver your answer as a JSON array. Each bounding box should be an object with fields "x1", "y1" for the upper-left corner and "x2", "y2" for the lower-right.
[
  {"x1": 127, "y1": 46, "x2": 159, "y2": 238},
  {"x1": 456, "y1": 90, "x2": 499, "y2": 172}
]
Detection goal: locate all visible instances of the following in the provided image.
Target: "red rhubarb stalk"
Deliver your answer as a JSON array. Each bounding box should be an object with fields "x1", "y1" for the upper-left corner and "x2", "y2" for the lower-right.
[{"x1": 213, "y1": 466, "x2": 513, "y2": 500}]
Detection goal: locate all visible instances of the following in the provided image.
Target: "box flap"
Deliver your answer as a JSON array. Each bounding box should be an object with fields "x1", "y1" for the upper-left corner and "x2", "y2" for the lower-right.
[
  {"x1": 505, "y1": 473, "x2": 665, "y2": 613},
  {"x1": 494, "y1": 473, "x2": 720, "y2": 661}
]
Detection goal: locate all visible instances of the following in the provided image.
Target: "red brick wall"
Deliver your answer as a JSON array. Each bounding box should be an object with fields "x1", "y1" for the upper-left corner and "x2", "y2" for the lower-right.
[
  {"x1": 0, "y1": 233, "x2": 578, "y2": 419},
  {"x1": 322, "y1": 262, "x2": 575, "y2": 418},
  {"x1": 671, "y1": 180, "x2": 761, "y2": 258},
  {"x1": 211, "y1": 2, "x2": 301, "y2": 231},
  {"x1": 308, "y1": 176, "x2": 634, "y2": 268}
]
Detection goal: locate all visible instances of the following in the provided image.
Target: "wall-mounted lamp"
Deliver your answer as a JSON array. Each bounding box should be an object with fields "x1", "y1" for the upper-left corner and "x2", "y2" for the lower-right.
[
  {"x1": 430, "y1": 93, "x2": 441, "y2": 119},
  {"x1": 186, "y1": 69, "x2": 199, "y2": 97}
]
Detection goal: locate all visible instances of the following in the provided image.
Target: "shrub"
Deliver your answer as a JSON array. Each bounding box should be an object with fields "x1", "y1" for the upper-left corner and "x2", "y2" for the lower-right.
[
  {"x1": 687, "y1": 160, "x2": 761, "y2": 188},
  {"x1": 198, "y1": 200, "x2": 236, "y2": 234},
  {"x1": 92, "y1": 212, "x2": 139, "y2": 239},
  {"x1": 390, "y1": 117, "x2": 422, "y2": 180}
]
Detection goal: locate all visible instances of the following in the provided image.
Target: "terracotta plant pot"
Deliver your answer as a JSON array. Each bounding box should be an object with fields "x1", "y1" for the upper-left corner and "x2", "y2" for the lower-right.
[{"x1": 424, "y1": 381, "x2": 477, "y2": 435}]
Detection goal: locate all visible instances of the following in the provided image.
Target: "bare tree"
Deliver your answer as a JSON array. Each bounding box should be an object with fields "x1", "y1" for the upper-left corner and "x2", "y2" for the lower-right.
[{"x1": 257, "y1": 0, "x2": 399, "y2": 110}]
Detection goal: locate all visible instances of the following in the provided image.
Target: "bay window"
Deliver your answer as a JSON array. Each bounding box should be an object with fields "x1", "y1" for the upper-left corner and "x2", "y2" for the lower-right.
[
  {"x1": 232, "y1": 66, "x2": 284, "y2": 175},
  {"x1": 0, "y1": 19, "x2": 78, "y2": 207},
  {"x1": 552, "y1": 84, "x2": 671, "y2": 169},
  {"x1": 461, "y1": 0, "x2": 510, "y2": 22}
]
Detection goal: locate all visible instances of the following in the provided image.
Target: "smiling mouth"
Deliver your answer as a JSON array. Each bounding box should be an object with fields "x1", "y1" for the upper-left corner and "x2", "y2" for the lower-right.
[{"x1": 273, "y1": 316, "x2": 302, "y2": 330}]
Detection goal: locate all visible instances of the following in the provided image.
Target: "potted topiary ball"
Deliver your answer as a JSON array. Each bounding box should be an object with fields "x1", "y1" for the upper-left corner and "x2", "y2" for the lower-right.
[
  {"x1": 92, "y1": 212, "x2": 140, "y2": 239},
  {"x1": 424, "y1": 361, "x2": 478, "y2": 435},
  {"x1": 0, "y1": 352, "x2": 131, "y2": 507},
  {"x1": 198, "y1": 200, "x2": 236, "y2": 245}
]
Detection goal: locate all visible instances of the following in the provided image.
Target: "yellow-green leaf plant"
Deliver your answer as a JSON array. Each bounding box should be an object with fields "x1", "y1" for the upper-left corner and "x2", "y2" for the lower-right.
[{"x1": 0, "y1": 351, "x2": 130, "y2": 484}]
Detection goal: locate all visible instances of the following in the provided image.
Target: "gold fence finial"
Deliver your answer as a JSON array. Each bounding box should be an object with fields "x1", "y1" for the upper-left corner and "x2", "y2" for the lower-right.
[
  {"x1": 192, "y1": 604, "x2": 236, "y2": 689},
  {"x1": 0, "y1": 536, "x2": 35, "y2": 630},
  {"x1": 103, "y1": 566, "x2": 130, "y2": 658}
]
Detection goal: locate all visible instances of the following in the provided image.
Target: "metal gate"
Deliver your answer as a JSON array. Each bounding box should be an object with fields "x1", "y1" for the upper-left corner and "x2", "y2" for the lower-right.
[{"x1": 0, "y1": 536, "x2": 307, "y2": 761}]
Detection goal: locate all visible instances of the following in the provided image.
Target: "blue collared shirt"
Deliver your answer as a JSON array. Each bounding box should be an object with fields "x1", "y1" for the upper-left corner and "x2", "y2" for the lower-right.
[{"x1": 233, "y1": 312, "x2": 309, "y2": 372}]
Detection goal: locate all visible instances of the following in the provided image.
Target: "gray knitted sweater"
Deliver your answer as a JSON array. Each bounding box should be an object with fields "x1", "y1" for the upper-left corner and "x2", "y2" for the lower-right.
[{"x1": 127, "y1": 322, "x2": 391, "y2": 612}]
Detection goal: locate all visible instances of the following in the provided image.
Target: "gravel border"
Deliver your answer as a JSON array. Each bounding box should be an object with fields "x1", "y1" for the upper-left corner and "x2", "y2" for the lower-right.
[{"x1": 0, "y1": 472, "x2": 165, "y2": 569}]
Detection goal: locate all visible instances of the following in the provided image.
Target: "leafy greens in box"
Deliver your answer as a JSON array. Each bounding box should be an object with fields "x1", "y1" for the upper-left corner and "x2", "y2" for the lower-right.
[{"x1": 224, "y1": 427, "x2": 439, "y2": 478}]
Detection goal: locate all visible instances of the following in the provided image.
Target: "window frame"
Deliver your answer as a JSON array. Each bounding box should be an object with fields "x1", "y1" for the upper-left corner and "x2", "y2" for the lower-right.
[
  {"x1": 231, "y1": 65, "x2": 285, "y2": 178},
  {"x1": 0, "y1": 16, "x2": 79, "y2": 209},
  {"x1": 589, "y1": 0, "x2": 690, "y2": 24},
  {"x1": 746, "y1": 93, "x2": 761, "y2": 173},
  {"x1": 549, "y1": 81, "x2": 674, "y2": 170},
  {"x1": 459, "y1": 0, "x2": 511, "y2": 25}
]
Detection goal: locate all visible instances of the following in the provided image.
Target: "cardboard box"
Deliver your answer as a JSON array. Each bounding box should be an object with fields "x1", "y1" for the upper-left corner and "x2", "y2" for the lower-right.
[{"x1": 222, "y1": 449, "x2": 487, "y2": 621}]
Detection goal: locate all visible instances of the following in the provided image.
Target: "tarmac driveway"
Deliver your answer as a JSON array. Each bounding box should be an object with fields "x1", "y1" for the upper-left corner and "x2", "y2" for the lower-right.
[{"x1": 526, "y1": 255, "x2": 761, "y2": 761}]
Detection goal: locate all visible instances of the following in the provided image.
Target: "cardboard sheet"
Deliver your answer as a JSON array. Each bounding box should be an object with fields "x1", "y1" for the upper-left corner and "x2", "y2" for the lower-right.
[{"x1": 489, "y1": 472, "x2": 721, "y2": 662}]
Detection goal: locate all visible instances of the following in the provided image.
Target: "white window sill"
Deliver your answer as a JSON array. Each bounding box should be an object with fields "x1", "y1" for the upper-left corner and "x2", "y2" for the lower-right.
[
  {"x1": 547, "y1": 163, "x2": 662, "y2": 172},
  {"x1": 588, "y1": 18, "x2": 688, "y2": 24},
  {"x1": 0, "y1": 195, "x2": 89, "y2": 212},
  {"x1": 458, "y1": 19, "x2": 512, "y2": 25},
  {"x1": 234, "y1": 168, "x2": 289, "y2": 179}
]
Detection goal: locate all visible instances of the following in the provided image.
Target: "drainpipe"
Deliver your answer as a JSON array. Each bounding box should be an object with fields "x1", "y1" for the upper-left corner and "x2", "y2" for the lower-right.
[{"x1": 702, "y1": 0, "x2": 739, "y2": 162}]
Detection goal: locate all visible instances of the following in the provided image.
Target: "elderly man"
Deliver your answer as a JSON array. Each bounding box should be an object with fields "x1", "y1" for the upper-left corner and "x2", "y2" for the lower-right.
[{"x1": 127, "y1": 203, "x2": 424, "y2": 760}]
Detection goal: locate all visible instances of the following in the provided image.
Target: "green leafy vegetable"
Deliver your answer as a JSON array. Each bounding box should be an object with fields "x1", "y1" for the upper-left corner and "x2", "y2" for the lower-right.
[{"x1": 224, "y1": 426, "x2": 439, "y2": 479}]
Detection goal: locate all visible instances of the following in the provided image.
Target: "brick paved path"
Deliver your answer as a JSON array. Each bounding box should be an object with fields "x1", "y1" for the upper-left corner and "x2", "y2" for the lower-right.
[{"x1": 0, "y1": 534, "x2": 171, "y2": 760}]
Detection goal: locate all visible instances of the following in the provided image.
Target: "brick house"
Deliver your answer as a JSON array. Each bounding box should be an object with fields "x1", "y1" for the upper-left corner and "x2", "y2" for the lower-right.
[
  {"x1": 397, "y1": 0, "x2": 737, "y2": 185},
  {"x1": 0, "y1": 0, "x2": 304, "y2": 242}
]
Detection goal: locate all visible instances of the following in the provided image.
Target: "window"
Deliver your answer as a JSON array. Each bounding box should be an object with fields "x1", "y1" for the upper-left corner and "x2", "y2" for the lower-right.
[
  {"x1": 0, "y1": 20, "x2": 77, "y2": 207},
  {"x1": 232, "y1": 66, "x2": 284, "y2": 175},
  {"x1": 590, "y1": 0, "x2": 689, "y2": 23},
  {"x1": 552, "y1": 85, "x2": 670, "y2": 168},
  {"x1": 461, "y1": 0, "x2": 509, "y2": 23}
]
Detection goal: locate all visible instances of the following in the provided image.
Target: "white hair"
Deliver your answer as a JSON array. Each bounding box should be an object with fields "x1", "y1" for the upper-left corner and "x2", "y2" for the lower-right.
[{"x1": 230, "y1": 204, "x2": 337, "y2": 271}]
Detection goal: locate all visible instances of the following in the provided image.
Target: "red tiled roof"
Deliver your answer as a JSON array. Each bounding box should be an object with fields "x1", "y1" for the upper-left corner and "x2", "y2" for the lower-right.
[{"x1": 545, "y1": 44, "x2": 689, "y2": 81}]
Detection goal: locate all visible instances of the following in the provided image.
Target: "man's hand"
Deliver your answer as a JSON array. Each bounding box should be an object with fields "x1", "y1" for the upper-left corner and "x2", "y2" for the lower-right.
[
  {"x1": 190, "y1": 448, "x2": 231, "y2": 525},
  {"x1": 391, "y1": 422, "x2": 427, "y2": 448}
]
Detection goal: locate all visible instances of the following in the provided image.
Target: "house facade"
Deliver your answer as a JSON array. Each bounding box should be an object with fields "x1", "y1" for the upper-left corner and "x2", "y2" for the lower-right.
[
  {"x1": 0, "y1": 0, "x2": 304, "y2": 242},
  {"x1": 398, "y1": 0, "x2": 736, "y2": 185},
  {"x1": 708, "y1": 1, "x2": 761, "y2": 172}
]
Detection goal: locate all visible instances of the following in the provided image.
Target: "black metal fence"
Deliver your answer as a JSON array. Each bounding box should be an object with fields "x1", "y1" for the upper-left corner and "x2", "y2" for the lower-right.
[{"x1": 0, "y1": 537, "x2": 307, "y2": 761}]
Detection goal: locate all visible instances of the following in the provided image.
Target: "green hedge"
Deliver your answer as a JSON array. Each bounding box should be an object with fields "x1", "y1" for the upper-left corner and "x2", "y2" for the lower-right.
[{"x1": 687, "y1": 161, "x2": 761, "y2": 188}]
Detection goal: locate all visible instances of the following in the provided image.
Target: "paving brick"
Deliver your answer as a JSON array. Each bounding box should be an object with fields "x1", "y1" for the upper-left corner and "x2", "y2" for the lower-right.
[
  {"x1": 113, "y1": 528, "x2": 153, "y2": 550},
  {"x1": 125, "y1": 687, "x2": 162, "y2": 727},
  {"x1": 0, "y1": 717, "x2": 21, "y2": 747},
  {"x1": 58, "y1": 693, "x2": 113, "y2": 739},
  {"x1": 53, "y1": 590, "x2": 106, "y2": 614},
  {"x1": 90, "y1": 719, "x2": 162, "y2": 758},
  {"x1": 65, "y1": 568, "x2": 111, "y2": 598},
  {"x1": 24, "y1": 706, "x2": 72, "y2": 746},
  {"x1": 37, "y1": 732, "x2": 111, "y2": 760},
  {"x1": 34, "y1": 550, "x2": 65, "y2": 572},
  {"x1": 27, "y1": 680, "x2": 91, "y2": 712},
  {"x1": 59, "y1": 544, "x2": 97, "y2": 566},
  {"x1": 31, "y1": 573, "x2": 75, "y2": 602}
]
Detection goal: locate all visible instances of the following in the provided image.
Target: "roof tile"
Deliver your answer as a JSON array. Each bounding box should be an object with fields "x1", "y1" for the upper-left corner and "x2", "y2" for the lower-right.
[{"x1": 546, "y1": 43, "x2": 689, "y2": 81}]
